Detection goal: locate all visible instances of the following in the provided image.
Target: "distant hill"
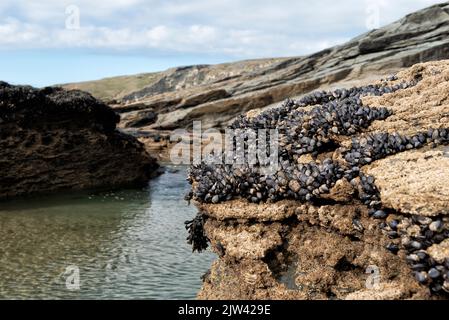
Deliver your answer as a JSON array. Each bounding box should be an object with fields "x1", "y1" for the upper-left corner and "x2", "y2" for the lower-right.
[
  {"x1": 62, "y1": 72, "x2": 160, "y2": 102},
  {"x1": 62, "y1": 58, "x2": 288, "y2": 103}
]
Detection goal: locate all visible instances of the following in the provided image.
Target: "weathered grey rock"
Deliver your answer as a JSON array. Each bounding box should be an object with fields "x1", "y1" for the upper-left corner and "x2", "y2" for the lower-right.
[
  {"x1": 121, "y1": 109, "x2": 158, "y2": 128},
  {"x1": 66, "y1": 3, "x2": 449, "y2": 133}
]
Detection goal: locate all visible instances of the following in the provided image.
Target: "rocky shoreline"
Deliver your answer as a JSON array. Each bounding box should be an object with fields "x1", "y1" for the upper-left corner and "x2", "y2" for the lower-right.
[
  {"x1": 187, "y1": 61, "x2": 449, "y2": 300},
  {"x1": 0, "y1": 82, "x2": 158, "y2": 200},
  {"x1": 59, "y1": 4, "x2": 449, "y2": 167},
  {"x1": 69, "y1": 3, "x2": 449, "y2": 137}
]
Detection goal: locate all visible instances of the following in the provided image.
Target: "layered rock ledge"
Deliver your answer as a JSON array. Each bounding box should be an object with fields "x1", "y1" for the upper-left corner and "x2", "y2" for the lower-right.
[
  {"x1": 114, "y1": 3, "x2": 449, "y2": 133},
  {"x1": 0, "y1": 82, "x2": 158, "y2": 199},
  {"x1": 187, "y1": 61, "x2": 449, "y2": 300},
  {"x1": 63, "y1": 3, "x2": 449, "y2": 163}
]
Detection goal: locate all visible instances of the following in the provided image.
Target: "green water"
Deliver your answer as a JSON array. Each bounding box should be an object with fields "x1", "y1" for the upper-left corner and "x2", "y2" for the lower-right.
[{"x1": 0, "y1": 166, "x2": 215, "y2": 299}]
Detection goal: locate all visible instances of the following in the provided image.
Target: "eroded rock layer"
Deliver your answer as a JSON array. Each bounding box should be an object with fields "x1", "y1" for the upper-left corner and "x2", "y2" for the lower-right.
[
  {"x1": 188, "y1": 61, "x2": 449, "y2": 300},
  {"x1": 95, "y1": 3, "x2": 449, "y2": 133},
  {"x1": 0, "y1": 82, "x2": 158, "y2": 199}
]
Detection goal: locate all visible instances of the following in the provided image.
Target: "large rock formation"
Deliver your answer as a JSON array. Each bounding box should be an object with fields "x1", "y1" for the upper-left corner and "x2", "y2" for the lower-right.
[
  {"x1": 187, "y1": 60, "x2": 449, "y2": 300},
  {"x1": 0, "y1": 82, "x2": 158, "y2": 199},
  {"x1": 65, "y1": 3, "x2": 449, "y2": 135}
]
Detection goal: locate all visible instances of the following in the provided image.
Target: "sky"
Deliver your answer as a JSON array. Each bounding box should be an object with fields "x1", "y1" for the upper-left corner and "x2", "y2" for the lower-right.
[{"x1": 0, "y1": 0, "x2": 444, "y2": 87}]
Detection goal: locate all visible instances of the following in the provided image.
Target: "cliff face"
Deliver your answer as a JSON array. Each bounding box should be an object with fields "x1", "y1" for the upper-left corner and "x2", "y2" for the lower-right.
[
  {"x1": 0, "y1": 82, "x2": 158, "y2": 199},
  {"x1": 188, "y1": 61, "x2": 449, "y2": 300},
  {"x1": 65, "y1": 3, "x2": 449, "y2": 135}
]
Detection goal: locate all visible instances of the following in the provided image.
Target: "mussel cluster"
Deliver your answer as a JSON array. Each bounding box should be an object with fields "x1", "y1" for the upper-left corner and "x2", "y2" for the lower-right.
[
  {"x1": 187, "y1": 81, "x2": 421, "y2": 206},
  {"x1": 344, "y1": 129, "x2": 449, "y2": 167},
  {"x1": 185, "y1": 212, "x2": 209, "y2": 253},
  {"x1": 372, "y1": 211, "x2": 449, "y2": 294}
]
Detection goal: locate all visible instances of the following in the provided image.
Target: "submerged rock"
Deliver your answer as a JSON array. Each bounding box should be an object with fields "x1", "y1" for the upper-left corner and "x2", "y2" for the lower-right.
[{"x1": 0, "y1": 83, "x2": 158, "y2": 199}]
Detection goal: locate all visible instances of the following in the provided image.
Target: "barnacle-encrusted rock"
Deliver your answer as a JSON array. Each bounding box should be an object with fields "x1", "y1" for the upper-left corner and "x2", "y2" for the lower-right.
[
  {"x1": 427, "y1": 239, "x2": 449, "y2": 264},
  {"x1": 190, "y1": 61, "x2": 449, "y2": 300},
  {"x1": 0, "y1": 83, "x2": 158, "y2": 199}
]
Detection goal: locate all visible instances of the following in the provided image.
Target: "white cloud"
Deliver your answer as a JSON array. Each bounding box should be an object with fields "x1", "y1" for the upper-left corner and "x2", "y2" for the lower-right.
[
  {"x1": 0, "y1": 0, "x2": 444, "y2": 58},
  {"x1": 146, "y1": 26, "x2": 169, "y2": 44}
]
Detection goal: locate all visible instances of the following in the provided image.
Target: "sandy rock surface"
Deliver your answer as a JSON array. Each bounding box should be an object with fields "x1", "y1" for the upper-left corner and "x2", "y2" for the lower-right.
[{"x1": 365, "y1": 146, "x2": 449, "y2": 216}]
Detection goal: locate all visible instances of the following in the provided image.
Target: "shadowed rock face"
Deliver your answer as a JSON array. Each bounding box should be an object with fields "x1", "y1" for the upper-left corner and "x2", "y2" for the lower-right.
[
  {"x1": 0, "y1": 82, "x2": 119, "y2": 132},
  {"x1": 189, "y1": 61, "x2": 449, "y2": 300},
  {"x1": 65, "y1": 3, "x2": 449, "y2": 134},
  {"x1": 0, "y1": 83, "x2": 158, "y2": 199}
]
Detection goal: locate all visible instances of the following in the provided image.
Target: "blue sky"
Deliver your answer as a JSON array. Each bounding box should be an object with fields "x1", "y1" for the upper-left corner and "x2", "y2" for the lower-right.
[{"x1": 0, "y1": 0, "x2": 443, "y2": 87}]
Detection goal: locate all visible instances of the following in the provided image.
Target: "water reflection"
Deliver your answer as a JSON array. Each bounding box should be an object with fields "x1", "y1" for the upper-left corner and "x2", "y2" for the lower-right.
[{"x1": 0, "y1": 166, "x2": 215, "y2": 299}]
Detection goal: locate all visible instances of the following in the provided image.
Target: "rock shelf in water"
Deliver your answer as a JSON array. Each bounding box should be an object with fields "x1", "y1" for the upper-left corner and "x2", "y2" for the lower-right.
[{"x1": 187, "y1": 61, "x2": 449, "y2": 300}]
